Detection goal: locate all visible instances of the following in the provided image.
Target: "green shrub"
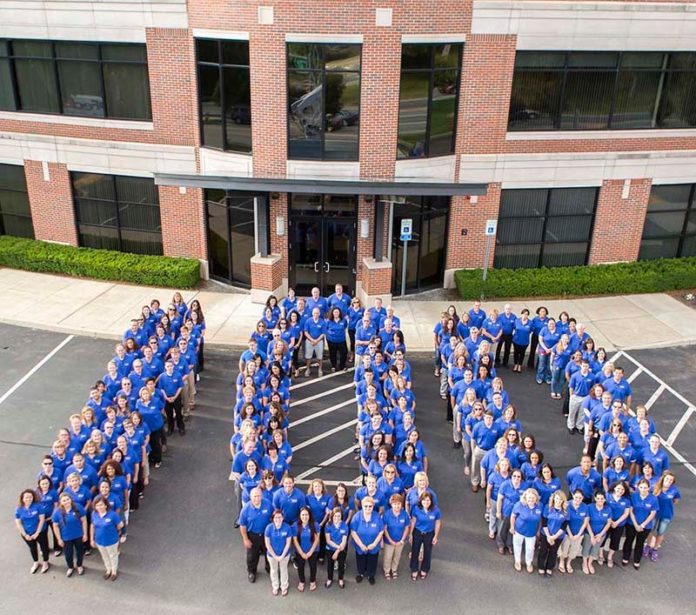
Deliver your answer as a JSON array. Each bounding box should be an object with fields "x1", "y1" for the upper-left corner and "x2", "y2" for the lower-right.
[
  {"x1": 0, "y1": 236, "x2": 200, "y2": 288},
  {"x1": 454, "y1": 258, "x2": 696, "y2": 300}
]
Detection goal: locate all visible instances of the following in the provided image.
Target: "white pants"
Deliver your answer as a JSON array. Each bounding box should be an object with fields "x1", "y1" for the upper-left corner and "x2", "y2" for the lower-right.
[
  {"x1": 97, "y1": 543, "x2": 119, "y2": 573},
  {"x1": 471, "y1": 445, "x2": 487, "y2": 486},
  {"x1": 268, "y1": 555, "x2": 290, "y2": 591},
  {"x1": 304, "y1": 340, "x2": 324, "y2": 361},
  {"x1": 513, "y1": 533, "x2": 536, "y2": 566},
  {"x1": 567, "y1": 395, "x2": 585, "y2": 430}
]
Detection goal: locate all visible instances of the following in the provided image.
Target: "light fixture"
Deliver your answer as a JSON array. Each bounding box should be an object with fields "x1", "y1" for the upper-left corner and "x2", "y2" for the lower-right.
[
  {"x1": 276, "y1": 216, "x2": 285, "y2": 236},
  {"x1": 360, "y1": 219, "x2": 369, "y2": 239}
]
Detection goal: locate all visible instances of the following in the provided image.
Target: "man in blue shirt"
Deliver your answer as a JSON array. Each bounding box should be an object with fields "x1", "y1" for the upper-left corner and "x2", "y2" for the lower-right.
[
  {"x1": 306, "y1": 287, "x2": 329, "y2": 318},
  {"x1": 603, "y1": 367, "x2": 633, "y2": 409},
  {"x1": 495, "y1": 303, "x2": 517, "y2": 367},
  {"x1": 327, "y1": 283, "x2": 351, "y2": 315},
  {"x1": 157, "y1": 360, "x2": 185, "y2": 436},
  {"x1": 470, "y1": 412, "x2": 498, "y2": 492},
  {"x1": 123, "y1": 318, "x2": 148, "y2": 348},
  {"x1": 566, "y1": 455, "x2": 602, "y2": 503},
  {"x1": 568, "y1": 360, "x2": 596, "y2": 435},
  {"x1": 303, "y1": 307, "x2": 327, "y2": 377},
  {"x1": 272, "y1": 474, "x2": 306, "y2": 525},
  {"x1": 239, "y1": 487, "x2": 272, "y2": 582},
  {"x1": 468, "y1": 300, "x2": 486, "y2": 329},
  {"x1": 368, "y1": 298, "x2": 387, "y2": 329}
]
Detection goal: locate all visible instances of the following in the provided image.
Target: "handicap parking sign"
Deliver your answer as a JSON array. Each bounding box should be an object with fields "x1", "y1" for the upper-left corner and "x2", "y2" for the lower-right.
[{"x1": 400, "y1": 218, "x2": 413, "y2": 241}]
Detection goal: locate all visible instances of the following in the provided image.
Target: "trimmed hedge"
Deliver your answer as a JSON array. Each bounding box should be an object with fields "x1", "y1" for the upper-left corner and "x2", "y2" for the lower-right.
[
  {"x1": 455, "y1": 258, "x2": 696, "y2": 300},
  {"x1": 0, "y1": 236, "x2": 200, "y2": 288}
]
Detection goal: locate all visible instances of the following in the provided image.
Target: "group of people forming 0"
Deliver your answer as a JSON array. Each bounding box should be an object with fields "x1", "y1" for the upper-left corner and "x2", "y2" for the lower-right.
[
  {"x1": 234, "y1": 286, "x2": 682, "y2": 596},
  {"x1": 438, "y1": 300, "x2": 680, "y2": 575},
  {"x1": 233, "y1": 286, "x2": 440, "y2": 595},
  {"x1": 14, "y1": 292, "x2": 205, "y2": 580}
]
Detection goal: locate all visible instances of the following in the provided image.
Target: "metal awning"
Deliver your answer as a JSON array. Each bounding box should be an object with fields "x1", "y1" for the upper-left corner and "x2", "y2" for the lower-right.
[{"x1": 155, "y1": 173, "x2": 488, "y2": 197}]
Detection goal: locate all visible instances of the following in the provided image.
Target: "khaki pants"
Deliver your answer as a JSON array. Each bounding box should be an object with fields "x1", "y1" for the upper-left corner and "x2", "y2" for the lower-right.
[
  {"x1": 97, "y1": 543, "x2": 119, "y2": 573},
  {"x1": 453, "y1": 408, "x2": 462, "y2": 443},
  {"x1": 383, "y1": 542, "x2": 404, "y2": 574},
  {"x1": 268, "y1": 555, "x2": 290, "y2": 592},
  {"x1": 182, "y1": 372, "x2": 196, "y2": 417},
  {"x1": 471, "y1": 445, "x2": 487, "y2": 486},
  {"x1": 559, "y1": 535, "x2": 583, "y2": 560}
]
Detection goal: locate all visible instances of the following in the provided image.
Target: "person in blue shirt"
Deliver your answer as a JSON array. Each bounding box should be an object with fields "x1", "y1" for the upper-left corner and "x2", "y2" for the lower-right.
[
  {"x1": 15, "y1": 489, "x2": 49, "y2": 574},
  {"x1": 273, "y1": 475, "x2": 306, "y2": 526},
  {"x1": 303, "y1": 307, "x2": 327, "y2": 377},
  {"x1": 293, "y1": 506, "x2": 321, "y2": 592},
  {"x1": 408, "y1": 491, "x2": 441, "y2": 580},
  {"x1": 602, "y1": 366, "x2": 633, "y2": 409},
  {"x1": 135, "y1": 387, "x2": 165, "y2": 468},
  {"x1": 52, "y1": 493, "x2": 87, "y2": 577},
  {"x1": 89, "y1": 496, "x2": 123, "y2": 580},
  {"x1": 355, "y1": 314, "x2": 376, "y2": 359},
  {"x1": 568, "y1": 360, "x2": 596, "y2": 435},
  {"x1": 305, "y1": 479, "x2": 331, "y2": 563},
  {"x1": 640, "y1": 435, "x2": 670, "y2": 476},
  {"x1": 350, "y1": 496, "x2": 384, "y2": 585},
  {"x1": 326, "y1": 307, "x2": 349, "y2": 372},
  {"x1": 533, "y1": 463, "x2": 563, "y2": 509},
  {"x1": 367, "y1": 297, "x2": 387, "y2": 329},
  {"x1": 324, "y1": 506, "x2": 350, "y2": 588},
  {"x1": 582, "y1": 490, "x2": 612, "y2": 574},
  {"x1": 347, "y1": 297, "x2": 365, "y2": 363},
  {"x1": 558, "y1": 489, "x2": 589, "y2": 574},
  {"x1": 328, "y1": 283, "x2": 351, "y2": 315},
  {"x1": 603, "y1": 455, "x2": 630, "y2": 493},
  {"x1": 511, "y1": 309, "x2": 532, "y2": 372},
  {"x1": 468, "y1": 300, "x2": 486, "y2": 329},
  {"x1": 495, "y1": 304, "x2": 517, "y2": 367},
  {"x1": 306, "y1": 286, "x2": 329, "y2": 318},
  {"x1": 527, "y1": 306, "x2": 548, "y2": 369},
  {"x1": 647, "y1": 471, "x2": 680, "y2": 561},
  {"x1": 604, "y1": 481, "x2": 632, "y2": 568},
  {"x1": 280, "y1": 288, "x2": 297, "y2": 318},
  {"x1": 264, "y1": 509, "x2": 293, "y2": 596},
  {"x1": 623, "y1": 479, "x2": 659, "y2": 568},
  {"x1": 550, "y1": 335, "x2": 571, "y2": 400},
  {"x1": 496, "y1": 469, "x2": 528, "y2": 554},
  {"x1": 537, "y1": 489, "x2": 568, "y2": 576},
  {"x1": 471, "y1": 413, "x2": 499, "y2": 491},
  {"x1": 536, "y1": 318, "x2": 559, "y2": 385},
  {"x1": 566, "y1": 455, "x2": 602, "y2": 504},
  {"x1": 157, "y1": 360, "x2": 185, "y2": 437},
  {"x1": 511, "y1": 488, "x2": 543, "y2": 573},
  {"x1": 123, "y1": 318, "x2": 148, "y2": 348}
]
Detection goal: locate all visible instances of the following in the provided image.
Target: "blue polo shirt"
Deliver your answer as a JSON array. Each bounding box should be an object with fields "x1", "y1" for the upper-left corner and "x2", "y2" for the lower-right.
[
  {"x1": 303, "y1": 318, "x2": 327, "y2": 340},
  {"x1": 265, "y1": 522, "x2": 293, "y2": 556},
  {"x1": 325, "y1": 521, "x2": 350, "y2": 550},
  {"x1": 307, "y1": 296, "x2": 329, "y2": 317},
  {"x1": 91, "y1": 510, "x2": 121, "y2": 547},
  {"x1": 272, "y1": 487, "x2": 306, "y2": 524},
  {"x1": 603, "y1": 377, "x2": 633, "y2": 403},
  {"x1": 631, "y1": 493, "x2": 659, "y2": 529},
  {"x1": 158, "y1": 371, "x2": 184, "y2": 397},
  {"x1": 410, "y1": 505, "x2": 441, "y2": 533},
  {"x1": 512, "y1": 502, "x2": 542, "y2": 537},
  {"x1": 565, "y1": 467, "x2": 602, "y2": 500},
  {"x1": 588, "y1": 503, "x2": 612, "y2": 534},
  {"x1": 326, "y1": 318, "x2": 348, "y2": 343},
  {"x1": 136, "y1": 399, "x2": 165, "y2": 432},
  {"x1": 51, "y1": 504, "x2": 86, "y2": 541},
  {"x1": 499, "y1": 480, "x2": 528, "y2": 517},
  {"x1": 472, "y1": 421, "x2": 498, "y2": 451},
  {"x1": 239, "y1": 500, "x2": 272, "y2": 534},
  {"x1": 640, "y1": 447, "x2": 670, "y2": 476},
  {"x1": 607, "y1": 494, "x2": 631, "y2": 527},
  {"x1": 350, "y1": 511, "x2": 384, "y2": 554},
  {"x1": 567, "y1": 502, "x2": 589, "y2": 535},
  {"x1": 482, "y1": 317, "x2": 502, "y2": 339},
  {"x1": 569, "y1": 370, "x2": 596, "y2": 397},
  {"x1": 512, "y1": 318, "x2": 532, "y2": 346},
  {"x1": 543, "y1": 504, "x2": 568, "y2": 539},
  {"x1": 468, "y1": 308, "x2": 486, "y2": 329},
  {"x1": 656, "y1": 485, "x2": 681, "y2": 520},
  {"x1": 328, "y1": 293, "x2": 351, "y2": 315},
  {"x1": 498, "y1": 312, "x2": 517, "y2": 335},
  {"x1": 15, "y1": 504, "x2": 43, "y2": 534}
]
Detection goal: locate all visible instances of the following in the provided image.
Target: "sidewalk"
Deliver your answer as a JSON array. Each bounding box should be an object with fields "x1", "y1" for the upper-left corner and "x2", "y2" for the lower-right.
[{"x1": 1, "y1": 268, "x2": 695, "y2": 352}]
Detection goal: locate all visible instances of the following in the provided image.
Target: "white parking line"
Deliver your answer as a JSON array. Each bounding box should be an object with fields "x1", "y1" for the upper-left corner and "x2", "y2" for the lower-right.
[
  {"x1": 290, "y1": 367, "x2": 355, "y2": 391},
  {"x1": 292, "y1": 382, "x2": 355, "y2": 407},
  {"x1": 627, "y1": 367, "x2": 643, "y2": 383},
  {"x1": 293, "y1": 419, "x2": 358, "y2": 452},
  {"x1": 644, "y1": 383, "x2": 666, "y2": 410},
  {"x1": 667, "y1": 407, "x2": 696, "y2": 446},
  {"x1": 294, "y1": 445, "x2": 356, "y2": 481},
  {"x1": 289, "y1": 399, "x2": 354, "y2": 429},
  {"x1": 0, "y1": 335, "x2": 74, "y2": 406},
  {"x1": 296, "y1": 478, "x2": 362, "y2": 487}
]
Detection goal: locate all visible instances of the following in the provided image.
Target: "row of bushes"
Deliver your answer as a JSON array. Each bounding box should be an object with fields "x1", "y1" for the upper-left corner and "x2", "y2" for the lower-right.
[
  {"x1": 0, "y1": 236, "x2": 200, "y2": 288},
  {"x1": 455, "y1": 257, "x2": 696, "y2": 299}
]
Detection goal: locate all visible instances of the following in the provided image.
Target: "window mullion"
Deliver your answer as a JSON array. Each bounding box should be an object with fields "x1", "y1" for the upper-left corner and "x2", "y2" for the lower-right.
[
  {"x1": 538, "y1": 189, "x2": 552, "y2": 267},
  {"x1": 112, "y1": 176, "x2": 123, "y2": 252},
  {"x1": 97, "y1": 44, "x2": 108, "y2": 118}
]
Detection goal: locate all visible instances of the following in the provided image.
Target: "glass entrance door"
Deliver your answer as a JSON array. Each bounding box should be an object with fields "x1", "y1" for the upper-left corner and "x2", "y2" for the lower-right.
[{"x1": 289, "y1": 194, "x2": 357, "y2": 296}]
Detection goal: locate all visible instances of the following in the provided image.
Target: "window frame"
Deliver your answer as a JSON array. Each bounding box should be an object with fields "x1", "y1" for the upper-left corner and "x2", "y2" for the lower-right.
[
  {"x1": 494, "y1": 187, "x2": 599, "y2": 269},
  {"x1": 195, "y1": 38, "x2": 252, "y2": 154},
  {"x1": 0, "y1": 39, "x2": 151, "y2": 120},
  {"x1": 0, "y1": 163, "x2": 34, "y2": 239},
  {"x1": 639, "y1": 183, "x2": 696, "y2": 260},
  {"x1": 397, "y1": 43, "x2": 463, "y2": 159}
]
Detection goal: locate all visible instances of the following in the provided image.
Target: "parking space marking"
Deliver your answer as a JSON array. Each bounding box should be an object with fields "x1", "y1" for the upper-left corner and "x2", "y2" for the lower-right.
[
  {"x1": 290, "y1": 367, "x2": 355, "y2": 391},
  {"x1": 296, "y1": 478, "x2": 362, "y2": 487},
  {"x1": 295, "y1": 445, "x2": 356, "y2": 481},
  {"x1": 293, "y1": 418, "x2": 358, "y2": 452},
  {"x1": 627, "y1": 367, "x2": 643, "y2": 383},
  {"x1": 292, "y1": 382, "x2": 355, "y2": 407},
  {"x1": 667, "y1": 407, "x2": 696, "y2": 447},
  {"x1": 289, "y1": 399, "x2": 354, "y2": 429},
  {"x1": 645, "y1": 383, "x2": 667, "y2": 410},
  {"x1": 0, "y1": 335, "x2": 74, "y2": 407}
]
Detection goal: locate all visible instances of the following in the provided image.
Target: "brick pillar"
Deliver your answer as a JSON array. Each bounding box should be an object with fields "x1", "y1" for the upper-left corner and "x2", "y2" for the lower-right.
[
  {"x1": 269, "y1": 193, "x2": 289, "y2": 275},
  {"x1": 24, "y1": 160, "x2": 78, "y2": 246},
  {"x1": 250, "y1": 255, "x2": 284, "y2": 303},
  {"x1": 146, "y1": 28, "x2": 199, "y2": 146},
  {"x1": 356, "y1": 195, "x2": 375, "y2": 286},
  {"x1": 444, "y1": 184, "x2": 501, "y2": 284},
  {"x1": 158, "y1": 186, "x2": 206, "y2": 260},
  {"x1": 589, "y1": 179, "x2": 652, "y2": 264}
]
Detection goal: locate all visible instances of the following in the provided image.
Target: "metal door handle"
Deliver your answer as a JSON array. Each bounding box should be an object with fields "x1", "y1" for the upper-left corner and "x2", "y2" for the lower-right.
[
  {"x1": 314, "y1": 261, "x2": 319, "y2": 272},
  {"x1": 324, "y1": 262, "x2": 330, "y2": 272}
]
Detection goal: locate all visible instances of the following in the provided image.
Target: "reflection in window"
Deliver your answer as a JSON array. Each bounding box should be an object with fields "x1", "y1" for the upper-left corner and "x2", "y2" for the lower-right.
[
  {"x1": 0, "y1": 164, "x2": 34, "y2": 238},
  {"x1": 639, "y1": 184, "x2": 696, "y2": 260},
  {"x1": 508, "y1": 51, "x2": 696, "y2": 131},
  {"x1": 287, "y1": 43, "x2": 361, "y2": 160},
  {"x1": 0, "y1": 39, "x2": 151, "y2": 119},
  {"x1": 494, "y1": 188, "x2": 598, "y2": 269},
  {"x1": 196, "y1": 39, "x2": 252, "y2": 153},
  {"x1": 397, "y1": 44, "x2": 462, "y2": 159},
  {"x1": 71, "y1": 172, "x2": 162, "y2": 255}
]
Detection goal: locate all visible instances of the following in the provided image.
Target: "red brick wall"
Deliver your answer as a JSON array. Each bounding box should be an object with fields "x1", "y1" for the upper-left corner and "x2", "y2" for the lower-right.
[
  {"x1": 356, "y1": 196, "x2": 374, "y2": 282},
  {"x1": 251, "y1": 257, "x2": 284, "y2": 291},
  {"x1": 362, "y1": 260, "x2": 392, "y2": 296},
  {"x1": 158, "y1": 186, "x2": 207, "y2": 260},
  {"x1": 589, "y1": 178, "x2": 652, "y2": 264},
  {"x1": 24, "y1": 161, "x2": 78, "y2": 246},
  {"x1": 446, "y1": 184, "x2": 501, "y2": 270},
  {"x1": 269, "y1": 193, "x2": 289, "y2": 271}
]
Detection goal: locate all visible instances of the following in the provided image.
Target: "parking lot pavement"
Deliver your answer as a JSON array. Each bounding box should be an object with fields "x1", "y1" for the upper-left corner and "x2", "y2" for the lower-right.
[{"x1": 1, "y1": 322, "x2": 695, "y2": 614}]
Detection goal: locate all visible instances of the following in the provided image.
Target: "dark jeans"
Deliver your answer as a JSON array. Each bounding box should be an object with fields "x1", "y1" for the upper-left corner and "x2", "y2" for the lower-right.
[
  {"x1": 327, "y1": 549, "x2": 347, "y2": 581},
  {"x1": 527, "y1": 334, "x2": 539, "y2": 368},
  {"x1": 608, "y1": 525, "x2": 625, "y2": 551},
  {"x1": 623, "y1": 525, "x2": 649, "y2": 564},
  {"x1": 446, "y1": 397, "x2": 453, "y2": 422},
  {"x1": 149, "y1": 427, "x2": 164, "y2": 464},
  {"x1": 328, "y1": 341, "x2": 348, "y2": 370},
  {"x1": 63, "y1": 538, "x2": 84, "y2": 569},
  {"x1": 297, "y1": 552, "x2": 318, "y2": 584},
  {"x1": 495, "y1": 516, "x2": 512, "y2": 551},
  {"x1": 129, "y1": 473, "x2": 143, "y2": 510},
  {"x1": 348, "y1": 329, "x2": 356, "y2": 353},
  {"x1": 165, "y1": 397, "x2": 184, "y2": 431},
  {"x1": 355, "y1": 552, "x2": 378, "y2": 578},
  {"x1": 23, "y1": 531, "x2": 49, "y2": 562},
  {"x1": 410, "y1": 529, "x2": 435, "y2": 573},
  {"x1": 537, "y1": 533, "x2": 560, "y2": 570},
  {"x1": 246, "y1": 532, "x2": 267, "y2": 574},
  {"x1": 197, "y1": 338, "x2": 205, "y2": 372},
  {"x1": 513, "y1": 343, "x2": 528, "y2": 365},
  {"x1": 496, "y1": 334, "x2": 513, "y2": 366}
]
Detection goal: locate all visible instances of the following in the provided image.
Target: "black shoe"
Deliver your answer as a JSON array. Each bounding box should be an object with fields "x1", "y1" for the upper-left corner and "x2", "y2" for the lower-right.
[
  {"x1": 355, "y1": 574, "x2": 363, "y2": 583},
  {"x1": 368, "y1": 577, "x2": 375, "y2": 585},
  {"x1": 234, "y1": 520, "x2": 240, "y2": 529},
  {"x1": 453, "y1": 441, "x2": 462, "y2": 449},
  {"x1": 179, "y1": 428, "x2": 186, "y2": 436},
  {"x1": 248, "y1": 573, "x2": 256, "y2": 583},
  {"x1": 568, "y1": 428, "x2": 575, "y2": 435},
  {"x1": 265, "y1": 563, "x2": 270, "y2": 573}
]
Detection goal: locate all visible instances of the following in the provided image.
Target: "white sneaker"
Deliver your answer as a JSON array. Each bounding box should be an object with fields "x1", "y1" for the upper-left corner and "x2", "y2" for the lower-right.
[
  {"x1": 30, "y1": 563, "x2": 39, "y2": 574},
  {"x1": 318, "y1": 369, "x2": 324, "y2": 377}
]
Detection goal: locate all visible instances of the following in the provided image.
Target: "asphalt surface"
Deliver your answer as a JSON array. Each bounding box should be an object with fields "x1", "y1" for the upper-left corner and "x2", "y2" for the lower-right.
[{"x1": 1, "y1": 323, "x2": 695, "y2": 614}]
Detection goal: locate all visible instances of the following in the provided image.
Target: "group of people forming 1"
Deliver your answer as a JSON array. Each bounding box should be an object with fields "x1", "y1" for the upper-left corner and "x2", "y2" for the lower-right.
[
  {"x1": 437, "y1": 300, "x2": 681, "y2": 575},
  {"x1": 233, "y1": 285, "x2": 441, "y2": 596},
  {"x1": 14, "y1": 292, "x2": 205, "y2": 580}
]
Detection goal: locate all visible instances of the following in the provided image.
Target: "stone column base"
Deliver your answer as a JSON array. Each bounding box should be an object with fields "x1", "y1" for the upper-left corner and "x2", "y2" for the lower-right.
[
  {"x1": 358, "y1": 257, "x2": 393, "y2": 306},
  {"x1": 250, "y1": 254, "x2": 286, "y2": 304}
]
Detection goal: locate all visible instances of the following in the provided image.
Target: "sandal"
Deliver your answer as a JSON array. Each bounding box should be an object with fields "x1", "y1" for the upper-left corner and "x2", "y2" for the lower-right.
[
  {"x1": 392, "y1": 571, "x2": 399, "y2": 579},
  {"x1": 607, "y1": 558, "x2": 614, "y2": 568},
  {"x1": 411, "y1": 572, "x2": 418, "y2": 581},
  {"x1": 582, "y1": 563, "x2": 589, "y2": 575},
  {"x1": 514, "y1": 562, "x2": 522, "y2": 572},
  {"x1": 325, "y1": 580, "x2": 332, "y2": 588},
  {"x1": 588, "y1": 563, "x2": 596, "y2": 575},
  {"x1": 526, "y1": 564, "x2": 534, "y2": 574},
  {"x1": 309, "y1": 582, "x2": 317, "y2": 591},
  {"x1": 281, "y1": 589, "x2": 288, "y2": 596},
  {"x1": 272, "y1": 588, "x2": 279, "y2": 596},
  {"x1": 297, "y1": 582, "x2": 305, "y2": 592},
  {"x1": 566, "y1": 564, "x2": 574, "y2": 574},
  {"x1": 338, "y1": 580, "x2": 345, "y2": 588},
  {"x1": 558, "y1": 562, "x2": 566, "y2": 574},
  {"x1": 420, "y1": 572, "x2": 428, "y2": 580},
  {"x1": 384, "y1": 571, "x2": 391, "y2": 580}
]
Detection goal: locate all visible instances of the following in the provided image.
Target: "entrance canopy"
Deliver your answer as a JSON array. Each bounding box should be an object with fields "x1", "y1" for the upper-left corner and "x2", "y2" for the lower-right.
[{"x1": 154, "y1": 174, "x2": 488, "y2": 197}]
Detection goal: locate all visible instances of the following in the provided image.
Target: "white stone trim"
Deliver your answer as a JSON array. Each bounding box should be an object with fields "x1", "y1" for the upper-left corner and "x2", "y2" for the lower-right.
[
  {"x1": 0, "y1": 131, "x2": 196, "y2": 177},
  {"x1": 0, "y1": 111, "x2": 154, "y2": 131},
  {"x1": 286, "y1": 160, "x2": 360, "y2": 180},
  {"x1": 507, "y1": 129, "x2": 696, "y2": 141},
  {"x1": 199, "y1": 147, "x2": 253, "y2": 178},
  {"x1": 0, "y1": 0, "x2": 188, "y2": 43},
  {"x1": 459, "y1": 150, "x2": 696, "y2": 189},
  {"x1": 401, "y1": 34, "x2": 467, "y2": 43},
  {"x1": 192, "y1": 29, "x2": 249, "y2": 41},
  {"x1": 472, "y1": 1, "x2": 696, "y2": 51},
  {"x1": 285, "y1": 33, "x2": 364, "y2": 44},
  {"x1": 395, "y1": 156, "x2": 456, "y2": 182}
]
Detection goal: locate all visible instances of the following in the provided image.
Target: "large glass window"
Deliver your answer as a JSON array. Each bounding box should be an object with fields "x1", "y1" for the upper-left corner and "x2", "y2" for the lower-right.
[
  {"x1": 639, "y1": 184, "x2": 696, "y2": 260},
  {"x1": 196, "y1": 39, "x2": 251, "y2": 153},
  {"x1": 287, "y1": 43, "x2": 361, "y2": 160},
  {"x1": 0, "y1": 164, "x2": 34, "y2": 238},
  {"x1": 397, "y1": 43, "x2": 462, "y2": 158},
  {"x1": 0, "y1": 39, "x2": 151, "y2": 119},
  {"x1": 494, "y1": 188, "x2": 598, "y2": 269},
  {"x1": 508, "y1": 51, "x2": 696, "y2": 131},
  {"x1": 71, "y1": 172, "x2": 162, "y2": 255}
]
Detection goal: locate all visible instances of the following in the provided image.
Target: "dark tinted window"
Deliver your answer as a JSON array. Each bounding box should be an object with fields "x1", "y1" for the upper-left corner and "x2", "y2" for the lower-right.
[
  {"x1": 639, "y1": 184, "x2": 696, "y2": 260},
  {"x1": 0, "y1": 164, "x2": 34, "y2": 239}
]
